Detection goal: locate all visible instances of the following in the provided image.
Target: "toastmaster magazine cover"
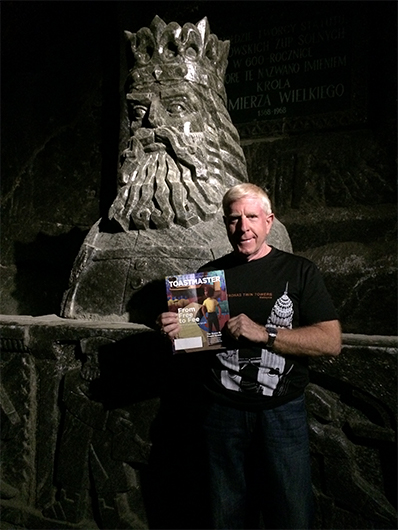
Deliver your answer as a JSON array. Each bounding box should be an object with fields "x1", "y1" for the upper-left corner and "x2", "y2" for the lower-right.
[{"x1": 165, "y1": 270, "x2": 230, "y2": 352}]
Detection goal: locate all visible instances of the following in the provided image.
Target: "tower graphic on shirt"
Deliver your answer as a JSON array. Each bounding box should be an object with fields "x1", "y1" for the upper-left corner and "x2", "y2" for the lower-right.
[
  {"x1": 267, "y1": 282, "x2": 293, "y2": 328},
  {"x1": 218, "y1": 283, "x2": 294, "y2": 396}
]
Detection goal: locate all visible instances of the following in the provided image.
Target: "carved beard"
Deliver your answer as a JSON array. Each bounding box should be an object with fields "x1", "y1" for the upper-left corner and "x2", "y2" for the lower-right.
[{"x1": 108, "y1": 124, "x2": 226, "y2": 230}]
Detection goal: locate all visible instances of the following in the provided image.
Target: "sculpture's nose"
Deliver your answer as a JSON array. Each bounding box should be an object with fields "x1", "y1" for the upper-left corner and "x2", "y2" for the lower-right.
[{"x1": 147, "y1": 96, "x2": 167, "y2": 128}]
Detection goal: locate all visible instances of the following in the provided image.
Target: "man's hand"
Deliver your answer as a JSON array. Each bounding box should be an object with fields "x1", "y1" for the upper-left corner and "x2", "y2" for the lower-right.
[
  {"x1": 225, "y1": 314, "x2": 266, "y2": 343},
  {"x1": 156, "y1": 312, "x2": 181, "y2": 340}
]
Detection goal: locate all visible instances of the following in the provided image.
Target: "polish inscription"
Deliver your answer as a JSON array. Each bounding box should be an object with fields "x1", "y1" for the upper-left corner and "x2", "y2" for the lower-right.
[{"x1": 225, "y1": 13, "x2": 352, "y2": 124}]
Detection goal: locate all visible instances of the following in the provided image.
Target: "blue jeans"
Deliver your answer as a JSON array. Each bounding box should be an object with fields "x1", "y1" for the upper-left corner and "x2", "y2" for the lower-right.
[{"x1": 202, "y1": 395, "x2": 314, "y2": 529}]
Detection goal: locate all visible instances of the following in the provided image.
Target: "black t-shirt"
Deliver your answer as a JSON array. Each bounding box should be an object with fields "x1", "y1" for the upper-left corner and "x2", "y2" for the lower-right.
[{"x1": 198, "y1": 247, "x2": 339, "y2": 410}]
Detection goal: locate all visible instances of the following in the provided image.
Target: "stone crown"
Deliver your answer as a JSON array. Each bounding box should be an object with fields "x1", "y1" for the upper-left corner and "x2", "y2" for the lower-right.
[{"x1": 125, "y1": 15, "x2": 230, "y2": 103}]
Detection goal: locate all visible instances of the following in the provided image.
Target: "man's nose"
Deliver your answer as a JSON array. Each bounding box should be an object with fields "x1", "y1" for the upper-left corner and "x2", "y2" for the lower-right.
[
  {"x1": 239, "y1": 216, "x2": 249, "y2": 231},
  {"x1": 147, "y1": 97, "x2": 167, "y2": 128}
]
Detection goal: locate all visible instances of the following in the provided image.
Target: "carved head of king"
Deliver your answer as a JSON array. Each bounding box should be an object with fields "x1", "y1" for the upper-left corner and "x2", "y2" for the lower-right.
[
  {"x1": 108, "y1": 16, "x2": 248, "y2": 231},
  {"x1": 60, "y1": 15, "x2": 291, "y2": 322}
]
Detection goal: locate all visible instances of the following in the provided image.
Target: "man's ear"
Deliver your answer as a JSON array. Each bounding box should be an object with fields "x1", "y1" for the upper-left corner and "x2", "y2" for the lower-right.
[{"x1": 265, "y1": 213, "x2": 275, "y2": 233}]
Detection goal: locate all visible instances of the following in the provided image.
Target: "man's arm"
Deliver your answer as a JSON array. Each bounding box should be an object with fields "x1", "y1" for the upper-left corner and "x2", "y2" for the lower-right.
[{"x1": 225, "y1": 314, "x2": 341, "y2": 357}]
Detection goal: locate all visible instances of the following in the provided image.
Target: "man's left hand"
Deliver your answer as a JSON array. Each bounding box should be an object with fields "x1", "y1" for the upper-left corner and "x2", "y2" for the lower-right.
[{"x1": 225, "y1": 313, "x2": 266, "y2": 343}]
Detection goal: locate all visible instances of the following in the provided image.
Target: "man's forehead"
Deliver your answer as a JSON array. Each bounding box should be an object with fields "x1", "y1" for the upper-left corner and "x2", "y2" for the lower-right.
[{"x1": 227, "y1": 197, "x2": 263, "y2": 213}]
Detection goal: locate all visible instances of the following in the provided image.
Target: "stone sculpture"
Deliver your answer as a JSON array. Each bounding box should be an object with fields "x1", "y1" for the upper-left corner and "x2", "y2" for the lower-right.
[
  {"x1": 61, "y1": 15, "x2": 292, "y2": 323},
  {"x1": 109, "y1": 15, "x2": 243, "y2": 230}
]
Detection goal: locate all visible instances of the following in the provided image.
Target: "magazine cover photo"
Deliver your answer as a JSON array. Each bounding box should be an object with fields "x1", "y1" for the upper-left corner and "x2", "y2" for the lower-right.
[{"x1": 165, "y1": 270, "x2": 230, "y2": 352}]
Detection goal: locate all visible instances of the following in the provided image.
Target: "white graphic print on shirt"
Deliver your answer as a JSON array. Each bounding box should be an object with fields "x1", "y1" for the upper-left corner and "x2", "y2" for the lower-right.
[{"x1": 217, "y1": 283, "x2": 294, "y2": 396}]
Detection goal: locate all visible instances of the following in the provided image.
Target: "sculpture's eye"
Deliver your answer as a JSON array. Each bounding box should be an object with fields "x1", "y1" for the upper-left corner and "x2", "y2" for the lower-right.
[
  {"x1": 132, "y1": 105, "x2": 148, "y2": 120},
  {"x1": 165, "y1": 101, "x2": 186, "y2": 115}
]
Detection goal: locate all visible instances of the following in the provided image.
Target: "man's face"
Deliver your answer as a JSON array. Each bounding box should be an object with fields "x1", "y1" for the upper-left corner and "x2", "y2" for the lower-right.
[{"x1": 224, "y1": 196, "x2": 274, "y2": 261}]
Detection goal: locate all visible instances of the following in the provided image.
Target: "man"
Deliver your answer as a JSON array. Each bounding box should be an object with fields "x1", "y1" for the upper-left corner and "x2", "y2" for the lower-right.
[{"x1": 159, "y1": 182, "x2": 341, "y2": 529}]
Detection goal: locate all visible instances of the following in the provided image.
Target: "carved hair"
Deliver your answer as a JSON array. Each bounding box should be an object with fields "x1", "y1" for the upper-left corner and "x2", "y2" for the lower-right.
[
  {"x1": 222, "y1": 183, "x2": 273, "y2": 215},
  {"x1": 187, "y1": 82, "x2": 248, "y2": 187}
]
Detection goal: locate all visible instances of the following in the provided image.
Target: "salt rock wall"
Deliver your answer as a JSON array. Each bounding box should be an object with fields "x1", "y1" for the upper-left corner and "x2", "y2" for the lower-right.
[{"x1": 0, "y1": 2, "x2": 396, "y2": 530}]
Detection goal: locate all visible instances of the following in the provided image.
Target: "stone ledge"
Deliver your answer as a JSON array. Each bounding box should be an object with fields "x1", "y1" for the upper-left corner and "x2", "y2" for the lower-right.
[
  {"x1": 341, "y1": 333, "x2": 398, "y2": 349},
  {"x1": 0, "y1": 314, "x2": 151, "y2": 330},
  {"x1": 1, "y1": 314, "x2": 397, "y2": 349}
]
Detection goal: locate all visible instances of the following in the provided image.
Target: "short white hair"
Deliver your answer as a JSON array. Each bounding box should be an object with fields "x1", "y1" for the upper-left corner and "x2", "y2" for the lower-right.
[{"x1": 222, "y1": 183, "x2": 272, "y2": 215}]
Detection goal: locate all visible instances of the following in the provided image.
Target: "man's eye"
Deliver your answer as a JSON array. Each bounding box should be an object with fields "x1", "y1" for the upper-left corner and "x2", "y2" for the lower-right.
[{"x1": 132, "y1": 106, "x2": 148, "y2": 120}]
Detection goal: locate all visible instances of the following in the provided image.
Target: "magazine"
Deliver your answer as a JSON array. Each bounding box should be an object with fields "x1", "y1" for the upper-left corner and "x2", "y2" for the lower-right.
[{"x1": 165, "y1": 270, "x2": 230, "y2": 352}]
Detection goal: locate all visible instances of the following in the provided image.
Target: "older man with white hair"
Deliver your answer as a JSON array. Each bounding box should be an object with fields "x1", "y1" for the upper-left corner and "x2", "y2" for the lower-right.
[{"x1": 159, "y1": 182, "x2": 341, "y2": 530}]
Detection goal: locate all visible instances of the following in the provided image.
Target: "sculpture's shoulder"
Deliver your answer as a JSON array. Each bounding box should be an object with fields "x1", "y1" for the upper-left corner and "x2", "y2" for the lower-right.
[{"x1": 269, "y1": 217, "x2": 293, "y2": 253}]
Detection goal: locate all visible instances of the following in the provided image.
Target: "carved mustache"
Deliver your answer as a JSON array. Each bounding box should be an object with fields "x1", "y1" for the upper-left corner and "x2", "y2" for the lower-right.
[
  {"x1": 109, "y1": 125, "x2": 224, "y2": 230},
  {"x1": 127, "y1": 126, "x2": 210, "y2": 181}
]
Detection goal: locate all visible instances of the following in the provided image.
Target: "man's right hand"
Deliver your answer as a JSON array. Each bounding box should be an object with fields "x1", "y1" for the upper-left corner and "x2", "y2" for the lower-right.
[{"x1": 156, "y1": 312, "x2": 181, "y2": 340}]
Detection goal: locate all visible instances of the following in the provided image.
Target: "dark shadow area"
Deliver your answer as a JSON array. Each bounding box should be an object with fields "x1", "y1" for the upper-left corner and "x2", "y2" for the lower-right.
[
  {"x1": 94, "y1": 336, "x2": 214, "y2": 529},
  {"x1": 335, "y1": 270, "x2": 398, "y2": 336},
  {"x1": 99, "y1": 4, "x2": 120, "y2": 219},
  {"x1": 12, "y1": 228, "x2": 89, "y2": 316},
  {"x1": 127, "y1": 279, "x2": 168, "y2": 328},
  {"x1": 142, "y1": 352, "x2": 214, "y2": 530},
  {"x1": 93, "y1": 332, "x2": 169, "y2": 407}
]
